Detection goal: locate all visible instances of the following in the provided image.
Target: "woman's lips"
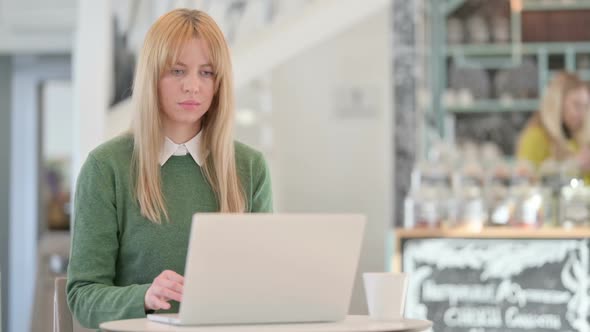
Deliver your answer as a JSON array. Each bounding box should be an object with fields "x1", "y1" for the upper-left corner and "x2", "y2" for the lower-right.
[{"x1": 178, "y1": 100, "x2": 201, "y2": 110}]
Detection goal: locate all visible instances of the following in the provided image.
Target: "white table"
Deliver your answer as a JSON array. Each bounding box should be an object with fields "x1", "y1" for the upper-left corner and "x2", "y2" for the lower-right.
[{"x1": 100, "y1": 315, "x2": 432, "y2": 332}]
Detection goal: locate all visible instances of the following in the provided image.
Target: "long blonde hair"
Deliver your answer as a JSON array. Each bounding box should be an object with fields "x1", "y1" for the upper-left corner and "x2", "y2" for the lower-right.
[
  {"x1": 131, "y1": 8, "x2": 245, "y2": 223},
  {"x1": 535, "y1": 71, "x2": 590, "y2": 159}
]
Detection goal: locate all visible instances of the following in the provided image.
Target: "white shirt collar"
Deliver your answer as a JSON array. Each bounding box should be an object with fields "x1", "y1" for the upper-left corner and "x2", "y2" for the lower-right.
[{"x1": 159, "y1": 131, "x2": 208, "y2": 166}]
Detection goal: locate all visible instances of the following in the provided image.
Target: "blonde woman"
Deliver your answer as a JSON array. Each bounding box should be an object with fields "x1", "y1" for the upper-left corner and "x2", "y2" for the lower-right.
[
  {"x1": 67, "y1": 9, "x2": 273, "y2": 328},
  {"x1": 517, "y1": 72, "x2": 590, "y2": 176}
]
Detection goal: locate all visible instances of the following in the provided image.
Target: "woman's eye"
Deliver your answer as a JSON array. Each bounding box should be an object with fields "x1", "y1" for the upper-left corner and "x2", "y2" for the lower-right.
[
  {"x1": 200, "y1": 70, "x2": 215, "y2": 78},
  {"x1": 171, "y1": 69, "x2": 185, "y2": 76}
]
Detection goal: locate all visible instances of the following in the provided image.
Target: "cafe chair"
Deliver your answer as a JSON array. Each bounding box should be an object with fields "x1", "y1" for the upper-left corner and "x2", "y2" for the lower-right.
[{"x1": 53, "y1": 277, "x2": 94, "y2": 332}]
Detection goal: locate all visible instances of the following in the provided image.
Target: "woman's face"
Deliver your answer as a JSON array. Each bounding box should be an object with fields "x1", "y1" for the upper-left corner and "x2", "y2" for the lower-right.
[
  {"x1": 158, "y1": 37, "x2": 216, "y2": 139},
  {"x1": 563, "y1": 86, "x2": 590, "y2": 133}
]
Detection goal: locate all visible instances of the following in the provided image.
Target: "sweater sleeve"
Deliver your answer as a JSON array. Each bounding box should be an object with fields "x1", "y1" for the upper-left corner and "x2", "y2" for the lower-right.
[
  {"x1": 66, "y1": 154, "x2": 150, "y2": 329},
  {"x1": 250, "y1": 152, "x2": 273, "y2": 213},
  {"x1": 516, "y1": 125, "x2": 551, "y2": 169}
]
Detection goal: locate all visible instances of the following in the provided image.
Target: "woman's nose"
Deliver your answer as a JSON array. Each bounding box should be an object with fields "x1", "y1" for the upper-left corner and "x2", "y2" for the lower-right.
[{"x1": 182, "y1": 75, "x2": 200, "y2": 94}]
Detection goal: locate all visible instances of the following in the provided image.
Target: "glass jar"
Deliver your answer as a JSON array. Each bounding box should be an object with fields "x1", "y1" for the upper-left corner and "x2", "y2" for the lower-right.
[
  {"x1": 486, "y1": 161, "x2": 514, "y2": 226},
  {"x1": 510, "y1": 160, "x2": 542, "y2": 227},
  {"x1": 559, "y1": 160, "x2": 590, "y2": 228},
  {"x1": 456, "y1": 161, "x2": 487, "y2": 231},
  {"x1": 538, "y1": 159, "x2": 561, "y2": 227},
  {"x1": 406, "y1": 162, "x2": 453, "y2": 228}
]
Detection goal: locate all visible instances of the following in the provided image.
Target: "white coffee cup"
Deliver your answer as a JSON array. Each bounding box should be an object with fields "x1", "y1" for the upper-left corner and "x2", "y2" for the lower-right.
[{"x1": 363, "y1": 272, "x2": 408, "y2": 321}]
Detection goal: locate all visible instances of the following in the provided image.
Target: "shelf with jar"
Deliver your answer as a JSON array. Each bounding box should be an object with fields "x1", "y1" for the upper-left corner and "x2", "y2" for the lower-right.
[
  {"x1": 395, "y1": 225, "x2": 590, "y2": 241},
  {"x1": 439, "y1": 68, "x2": 590, "y2": 113},
  {"x1": 404, "y1": 140, "x2": 590, "y2": 231},
  {"x1": 446, "y1": 42, "x2": 590, "y2": 56},
  {"x1": 428, "y1": 0, "x2": 590, "y2": 137},
  {"x1": 444, "y1": 98, "x2": 539, "y2": 113},
  {"x1": 441, "y1": 50, "x2": 590, "y2": 113}
]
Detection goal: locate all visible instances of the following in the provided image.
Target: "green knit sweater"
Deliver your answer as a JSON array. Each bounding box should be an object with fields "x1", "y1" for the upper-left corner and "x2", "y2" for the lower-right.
[{"x1": 66, "y1": 134, "x2": 273, "y2": 329}]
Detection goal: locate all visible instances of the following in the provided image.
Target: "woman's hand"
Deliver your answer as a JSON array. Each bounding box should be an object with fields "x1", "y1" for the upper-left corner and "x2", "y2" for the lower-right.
[{"x1": 144, "y1": 270, "x2": 184, "y2": 311}]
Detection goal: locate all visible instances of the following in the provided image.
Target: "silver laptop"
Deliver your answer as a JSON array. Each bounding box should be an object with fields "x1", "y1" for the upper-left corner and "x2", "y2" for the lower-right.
[{"x1": 148, "y1": 213, "x2": 366, "y2": 326}]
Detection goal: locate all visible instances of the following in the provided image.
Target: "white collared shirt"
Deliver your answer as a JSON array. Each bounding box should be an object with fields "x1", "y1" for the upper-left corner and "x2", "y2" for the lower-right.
[{"x1": 159, "y1": 131, "x2": 208, "y2": 166}]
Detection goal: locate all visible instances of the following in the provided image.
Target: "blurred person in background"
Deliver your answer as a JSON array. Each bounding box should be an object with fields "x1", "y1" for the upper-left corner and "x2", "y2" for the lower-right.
[
  {"x1": 517, "y1": 71, "x2": 590, "y2": 179},
  {"x1": 67, "y1": 8, "x2": 273, "y2": 329}
]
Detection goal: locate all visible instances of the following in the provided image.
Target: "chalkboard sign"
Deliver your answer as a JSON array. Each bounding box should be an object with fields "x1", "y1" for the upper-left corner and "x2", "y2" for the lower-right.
[{"x1": 402, "y1": 238, "x2": 590, "y2": 332}]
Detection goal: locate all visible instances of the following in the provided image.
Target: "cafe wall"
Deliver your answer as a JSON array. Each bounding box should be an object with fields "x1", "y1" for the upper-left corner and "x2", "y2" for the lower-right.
[{"x1": 269, "y1": 7, "x2": 393, "y2": 314}]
